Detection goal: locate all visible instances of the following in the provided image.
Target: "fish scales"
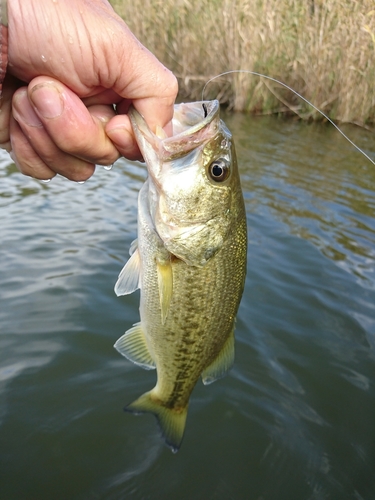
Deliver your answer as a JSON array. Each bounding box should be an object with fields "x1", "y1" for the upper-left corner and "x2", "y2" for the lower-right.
[
  {"x1": 141, "y1": 218, "x2": 246, "y2": 409},
  {"x1": 114, "y1": 100, "x2": 247, "y2": 452}
]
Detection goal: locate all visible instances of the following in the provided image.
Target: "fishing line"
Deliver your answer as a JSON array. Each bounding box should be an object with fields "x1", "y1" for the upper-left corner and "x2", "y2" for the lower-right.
[{"x1": 202, "y1": 70, "x2": 375, "y2": 167}]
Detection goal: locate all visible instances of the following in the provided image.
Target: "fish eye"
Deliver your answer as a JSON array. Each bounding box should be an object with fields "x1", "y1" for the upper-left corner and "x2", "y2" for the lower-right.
[{"x1": 208, "y1": 158, "x2": 230, "y2": 183}]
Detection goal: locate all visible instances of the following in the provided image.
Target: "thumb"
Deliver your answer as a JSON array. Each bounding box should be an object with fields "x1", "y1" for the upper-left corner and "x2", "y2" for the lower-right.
[
  {"x1": 109, "y1": 31, "x2": 178, "y2": 132},
  {"x1": 105, "y1": 36, "x2": 178, "y2": 158}
]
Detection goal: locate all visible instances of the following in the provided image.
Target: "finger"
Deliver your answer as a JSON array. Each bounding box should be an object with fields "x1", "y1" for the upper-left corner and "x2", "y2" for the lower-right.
[
  {"x1": 0, "y1": 74, "x2": 23, "y2": 150},
  {"x1": 105, "y1": 114, "x2": 143, "y2": 161},
  {"x1": 9, "y1": 114, "x2": 57, "y2": 180},
  {"x1": 82, "y1": 89, "x2": 123, "y2": 107},
  {"x1": 28, "y1": 76, "x2": 120, "y2": 165},
  {"x1": 0, "y1": 93, "x2": 12, "y2": 151},
  {"x1": 12, "y1": 89, "x2": 96, "y2": 181}
]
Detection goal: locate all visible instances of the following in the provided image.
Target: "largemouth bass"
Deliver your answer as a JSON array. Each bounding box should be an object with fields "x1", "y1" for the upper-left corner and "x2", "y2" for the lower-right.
[{"x1": 114, "y1": 100, "x2": 247, "y2": 452}]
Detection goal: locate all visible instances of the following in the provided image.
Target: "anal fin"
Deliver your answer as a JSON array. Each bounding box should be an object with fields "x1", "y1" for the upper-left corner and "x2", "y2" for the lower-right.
[
  {"x1": 201, "y1": 328, "x2": 235, "y2": 385},
  {"x1": 114, "y1": 322, "x2": 155, "y2": 370}
]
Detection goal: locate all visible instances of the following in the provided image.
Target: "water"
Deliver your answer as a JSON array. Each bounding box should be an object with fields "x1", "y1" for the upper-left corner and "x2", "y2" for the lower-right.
[{"x1": 1, "y1": 114, "x2": 374, "y2": 499}]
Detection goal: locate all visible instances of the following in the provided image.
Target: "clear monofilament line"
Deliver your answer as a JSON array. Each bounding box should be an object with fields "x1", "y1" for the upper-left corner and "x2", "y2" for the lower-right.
[{"x1": 202, "y1": 70, "x2": 375, "y2": 167}]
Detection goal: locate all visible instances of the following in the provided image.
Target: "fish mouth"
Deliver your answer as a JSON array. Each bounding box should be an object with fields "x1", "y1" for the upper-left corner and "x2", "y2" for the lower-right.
[{"x1": 128, "y1": 100, "x2": 221, "y2": 162}]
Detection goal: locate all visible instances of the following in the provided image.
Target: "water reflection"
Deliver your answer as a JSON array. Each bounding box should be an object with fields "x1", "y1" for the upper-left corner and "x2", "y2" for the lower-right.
[
  {"x1": 0, "y1": 114, "x2": 374, "y2": 499},
  {"x1": 227, "y1": 113, "x2": 375, "y2": 290}
]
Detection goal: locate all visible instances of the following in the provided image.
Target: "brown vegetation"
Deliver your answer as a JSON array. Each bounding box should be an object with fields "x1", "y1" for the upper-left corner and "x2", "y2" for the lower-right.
[{"x1": 110, "y1": 0, "x2": 375, "y2": 124}]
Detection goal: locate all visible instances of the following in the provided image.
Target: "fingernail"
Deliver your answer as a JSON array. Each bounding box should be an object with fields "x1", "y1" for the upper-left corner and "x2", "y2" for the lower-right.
[
  {"x1": 30, "y1": 83, "x2": 64, "y2": 119},
  {"x1": 13, "y1": 91, "x2": 42, "y2": 127}
]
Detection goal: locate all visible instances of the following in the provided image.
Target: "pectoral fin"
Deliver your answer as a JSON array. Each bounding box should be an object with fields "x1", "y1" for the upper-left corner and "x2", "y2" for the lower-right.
[
  {"x1": 201, "y1": 328, "x2": 235, "y2": 385},
  {"x1": 114, "y1": 242, "x2": 141, "y2": 296},
  {"x1": 157, "y1": 260, "x2": 173, "y2": 324},
  {"x1": 114, "y1": 322, "x2": 155, "y2": 370}
]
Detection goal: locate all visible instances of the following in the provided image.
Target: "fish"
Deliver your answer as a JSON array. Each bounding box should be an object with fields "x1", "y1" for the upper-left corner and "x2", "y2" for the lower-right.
[{"x1": 114, "y1": 100, "x2": 247, "y2": 453}]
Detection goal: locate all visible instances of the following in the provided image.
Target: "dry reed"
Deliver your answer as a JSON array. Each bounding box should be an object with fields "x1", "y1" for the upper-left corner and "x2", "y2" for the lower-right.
[{"x1": 110, "y1": 0, "x2": 375, "y2": 125}]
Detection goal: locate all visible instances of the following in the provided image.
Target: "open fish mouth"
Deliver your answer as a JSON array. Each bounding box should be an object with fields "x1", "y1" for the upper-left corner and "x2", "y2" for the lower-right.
[{"x1": 129, "y1": 100, "x2": 221, "y2": 162}]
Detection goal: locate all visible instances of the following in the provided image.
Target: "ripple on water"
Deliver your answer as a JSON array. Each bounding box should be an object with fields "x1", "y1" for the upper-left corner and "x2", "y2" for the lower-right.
[{"x1": 1, "y1": 121, "x2": 375, "y2": 499}]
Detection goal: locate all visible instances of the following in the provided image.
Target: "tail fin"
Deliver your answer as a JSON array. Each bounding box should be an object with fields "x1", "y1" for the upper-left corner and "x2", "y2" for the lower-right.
[{"x1": 125, "y1": 391, "x2": 188, "y2": 453}]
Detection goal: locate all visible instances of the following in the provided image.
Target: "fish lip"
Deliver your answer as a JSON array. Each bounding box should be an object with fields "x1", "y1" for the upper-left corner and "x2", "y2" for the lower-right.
[{"x1": 129, "y1": 99, "x2": 220, "y2": 137}]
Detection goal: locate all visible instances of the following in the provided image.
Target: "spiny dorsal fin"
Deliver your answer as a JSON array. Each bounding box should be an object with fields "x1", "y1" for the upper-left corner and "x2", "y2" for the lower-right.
[
  {"x1": 156, "y1": 260, "x2": 173, "y2": 324},
  {"x1": 114, "y1": 322, "x2": 155, "y2": 370},
  {"x1": 201, "y1": 328, "x2": 235, "y2": 385},
  {"x1": 114, "y1": 243, "x2": 141, "y2": 296},
  {"x1": 125, "y1": 390, "x2": 188, "y2": 453}
]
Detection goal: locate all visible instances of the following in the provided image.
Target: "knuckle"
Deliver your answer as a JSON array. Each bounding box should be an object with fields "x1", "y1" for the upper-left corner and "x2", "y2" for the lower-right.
[
  {"x1": 61, "y1": 163, "x2": 95, "y2": 182},
  {"x1": 96, "y1": 150, "x2": 120, "y2": 166}
]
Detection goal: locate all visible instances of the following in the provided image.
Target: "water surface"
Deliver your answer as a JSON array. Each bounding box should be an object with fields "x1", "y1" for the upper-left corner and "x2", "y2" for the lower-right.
[{"x1": 1, "y1": 114, "x2": 374, "y2": 499}]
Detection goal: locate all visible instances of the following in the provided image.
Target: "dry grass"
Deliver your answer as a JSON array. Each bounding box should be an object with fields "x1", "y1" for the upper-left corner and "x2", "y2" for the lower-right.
[{"x1": 110, "y1": 0, "x2": 375, "y2": 124}]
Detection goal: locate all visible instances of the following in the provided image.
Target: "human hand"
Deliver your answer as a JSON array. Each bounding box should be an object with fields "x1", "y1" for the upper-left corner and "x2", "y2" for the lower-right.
[{"x1": 1, "y1": 0, "x2": 178, "y2": 181}]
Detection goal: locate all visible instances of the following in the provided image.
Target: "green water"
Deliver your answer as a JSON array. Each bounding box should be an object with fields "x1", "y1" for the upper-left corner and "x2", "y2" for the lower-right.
[{"x1": 1, "y1": 114, "x2": 374, "y2": 500}]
